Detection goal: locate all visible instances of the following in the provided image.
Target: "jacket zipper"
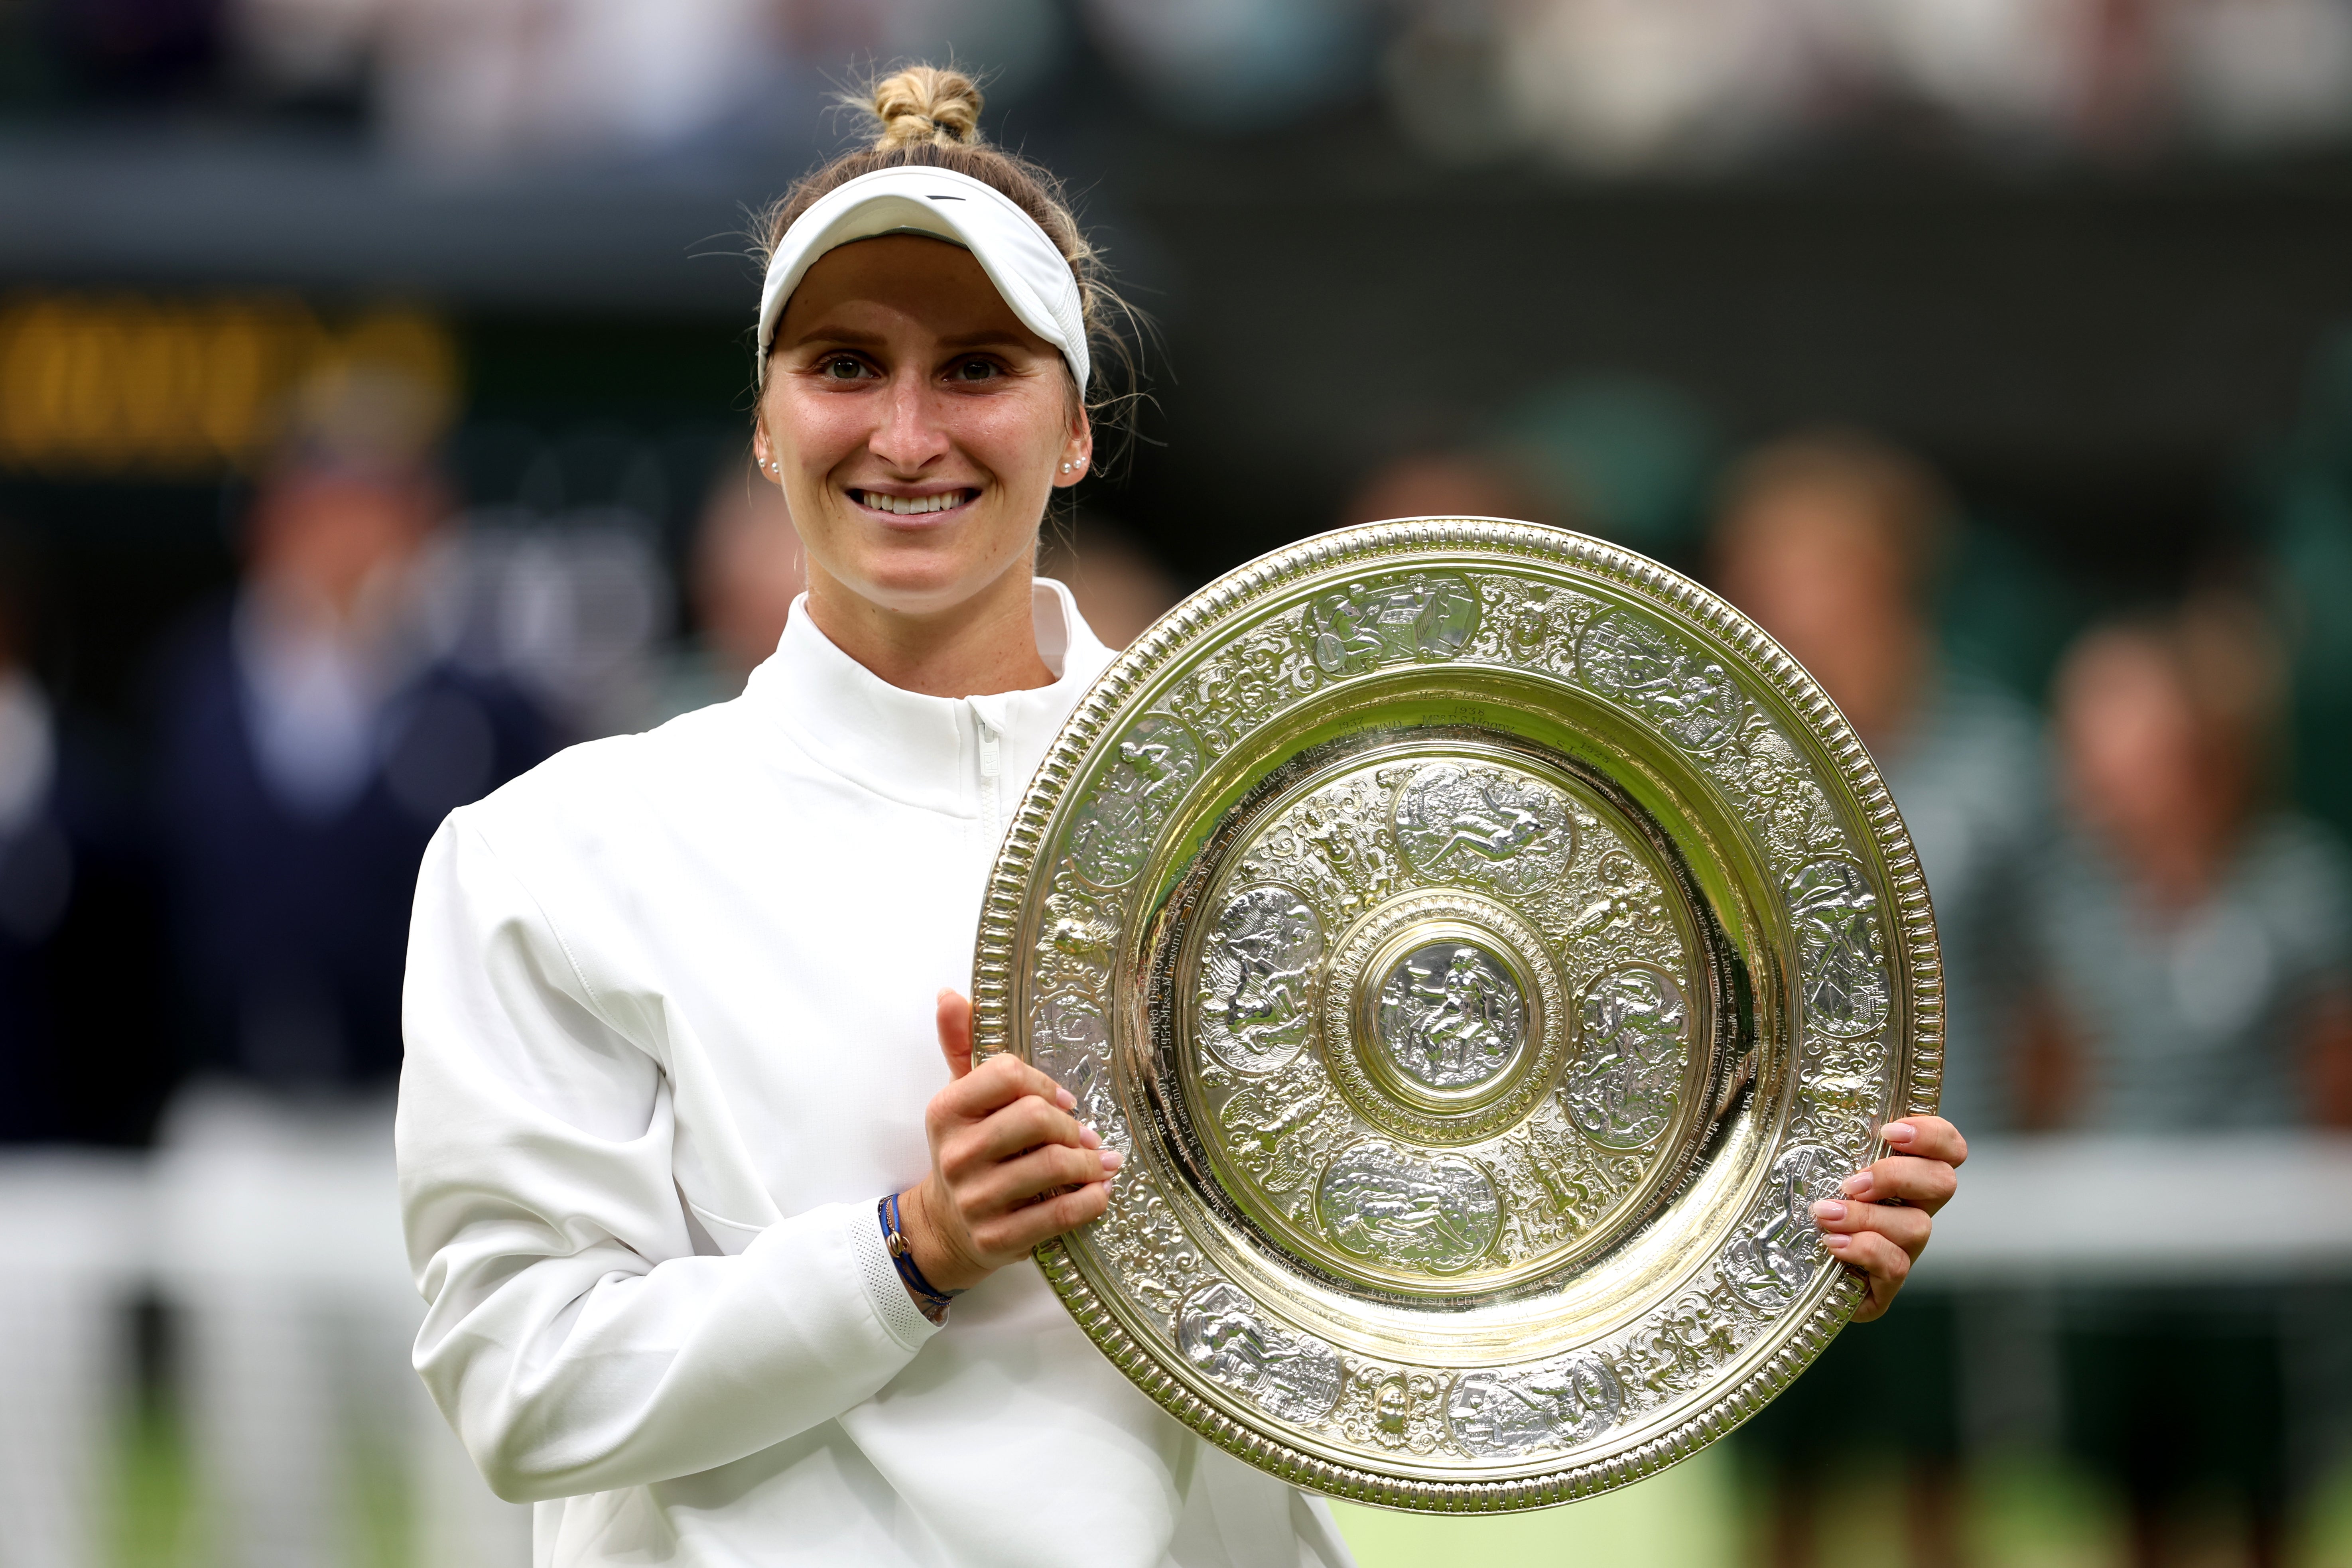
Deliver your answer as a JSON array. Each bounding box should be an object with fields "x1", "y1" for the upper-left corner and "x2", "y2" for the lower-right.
[{"x1": 972, "y1": 703, "x2": 1003, "y2": 847}]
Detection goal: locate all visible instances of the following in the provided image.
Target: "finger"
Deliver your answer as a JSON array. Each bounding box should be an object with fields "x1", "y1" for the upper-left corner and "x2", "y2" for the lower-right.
[
  {"x1": 1812, "y1": 1197, "x2": 1931, "y2": 1260},
  {"x1": 936, "y1": 989, "x2": 975, "y2": 1081},
  {"x1": 1838, "y1": 1155, "x2": 1959, "y2": 1214},
  {"x1": 937, "y1": 1093, "x2": 1091, "y2": 1184},
  {"x1": 971, "y1": 1180, "x2": 1113, "y2": 1259},
  {"x1": 1822, "y1": 1227, "x2": 1910, "y2": 1321},
  {"x1": 966, "y1": 1139, "x2": 1124, "y2": 1217},
  {"x1": 936, "y1": 1053, "x2": 1078, "y2": 1121},
  {"x1": 1881, "y1": 1116, "x2": 1966, "y2": 1167}
]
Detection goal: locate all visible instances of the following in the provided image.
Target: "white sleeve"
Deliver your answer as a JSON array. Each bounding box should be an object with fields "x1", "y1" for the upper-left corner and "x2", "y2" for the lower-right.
[{"x1": 396, "y1": 815, "x2": 938, "y2": 1504}]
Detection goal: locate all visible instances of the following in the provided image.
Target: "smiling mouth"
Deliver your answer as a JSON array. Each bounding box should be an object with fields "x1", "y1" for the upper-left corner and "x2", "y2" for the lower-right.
[{"x1": 852, "y1": 488, "x2": 977, "y2": 517}]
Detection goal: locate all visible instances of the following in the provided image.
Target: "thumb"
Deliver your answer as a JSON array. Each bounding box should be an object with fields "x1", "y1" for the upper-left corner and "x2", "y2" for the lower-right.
[{"x1": 936, "y1": 989, "x2": 975, "y2": 1080}]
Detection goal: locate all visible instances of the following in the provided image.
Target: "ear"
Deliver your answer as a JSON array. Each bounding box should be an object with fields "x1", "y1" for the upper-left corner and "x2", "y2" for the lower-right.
[
  {"x1": 936, "y1": 989, "x2": 975, "y2": 1081},
  {"x1": 751, "y1": 420, "x2": 777, "y2": 480},
  {"x1": 1052, "y1": 407, "x2": 1094, "y2": 492}
]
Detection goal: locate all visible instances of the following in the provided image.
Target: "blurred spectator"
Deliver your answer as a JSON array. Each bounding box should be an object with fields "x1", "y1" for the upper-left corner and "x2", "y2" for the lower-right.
[
  {"x1": 2036, "y1": 598, "x2": 2352, "y2": 1128},
  {"x1": 1038, "y1": 514, "x2": 1184, "y2": 649},
  {"x1": 2035, "y1": 598, "x2": 2352, "y2": 1568},
  {"x1": 146, "y1": 361, "x2": 553, "y2": 1568},
  {"x1": 651, "y1": 457, "x2": 806, "y2": 722},
  {"x1": 1379, "y1": 0, "x2": 2352, "y2": 170},
  {"x1": 224, "y1": 0, "x2": 1064, "y2": 164},
  {"x1": 1337, "y1": 451, "x2": 1562, "y2": 532},
  {"x1": 0, "y1": 529, "x2": 162, "y2": 1568},
  {"x1": 1708, "y1": 429, "x2": 2050, "y2": 1568}
]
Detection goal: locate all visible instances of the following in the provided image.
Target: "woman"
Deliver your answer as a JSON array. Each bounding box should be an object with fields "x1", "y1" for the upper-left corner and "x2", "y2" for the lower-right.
[{"x1": 398, "y1": 66, "x2": 1965, "y2": 1567}]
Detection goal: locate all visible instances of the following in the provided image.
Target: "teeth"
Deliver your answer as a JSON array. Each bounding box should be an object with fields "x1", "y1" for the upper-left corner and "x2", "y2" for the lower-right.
[{"x1": 859, "y1": 490, "x2": 965, "y2": 516}]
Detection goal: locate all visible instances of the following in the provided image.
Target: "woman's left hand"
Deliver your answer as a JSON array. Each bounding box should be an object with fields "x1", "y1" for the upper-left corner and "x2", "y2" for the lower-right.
[{"x1": 1812, "y1": 1115, "x2": 1966, "y2": 1322}]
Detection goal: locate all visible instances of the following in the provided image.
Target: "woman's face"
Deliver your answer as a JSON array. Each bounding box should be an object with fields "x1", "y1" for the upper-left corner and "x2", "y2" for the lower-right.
[
  {"x1": 753, "y1": 234, "x2": 1089, "y2": 623},
  {"x1": 2056, "y1": 634, "x2": 2213, "y2": 857}
]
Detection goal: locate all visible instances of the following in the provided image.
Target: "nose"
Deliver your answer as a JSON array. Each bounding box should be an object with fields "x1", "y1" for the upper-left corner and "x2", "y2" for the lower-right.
[{"x1": 869, "y1": 370, "x2": 952, "y2": 473}]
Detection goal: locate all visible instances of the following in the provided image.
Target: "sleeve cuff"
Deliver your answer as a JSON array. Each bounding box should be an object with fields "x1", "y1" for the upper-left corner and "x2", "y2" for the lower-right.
[{"x1": 843, "y1": 1197, "x2": 944, "y2": 1353}]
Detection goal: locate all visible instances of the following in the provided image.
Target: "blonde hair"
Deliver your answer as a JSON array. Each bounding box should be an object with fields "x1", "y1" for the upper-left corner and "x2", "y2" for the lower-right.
[{"x1": 754, "y1": 65, "x2": 1143, "y2": 452}]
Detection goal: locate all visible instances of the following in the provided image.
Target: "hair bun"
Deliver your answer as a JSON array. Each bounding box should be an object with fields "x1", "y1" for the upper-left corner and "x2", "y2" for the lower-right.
[{"x1": 870, "y1": 65, "x2": 984, "y2": 152}]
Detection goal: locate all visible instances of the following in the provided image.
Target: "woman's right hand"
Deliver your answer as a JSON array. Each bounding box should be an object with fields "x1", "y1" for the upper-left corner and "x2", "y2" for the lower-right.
[{"x1": 897, "y1": 989, "x2": 1121, "y2": 1297}]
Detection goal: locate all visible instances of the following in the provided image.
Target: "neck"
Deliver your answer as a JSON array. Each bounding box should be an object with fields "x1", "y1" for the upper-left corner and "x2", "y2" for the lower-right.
[{"x1": 803, "y1": 555, "x2": 1056, "y2": 699}]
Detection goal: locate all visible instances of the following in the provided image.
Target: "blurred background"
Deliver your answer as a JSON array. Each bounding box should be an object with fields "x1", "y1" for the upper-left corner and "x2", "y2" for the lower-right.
[{"x1": 5, "y1": 0, "x2": 2352, "y2": 1564}]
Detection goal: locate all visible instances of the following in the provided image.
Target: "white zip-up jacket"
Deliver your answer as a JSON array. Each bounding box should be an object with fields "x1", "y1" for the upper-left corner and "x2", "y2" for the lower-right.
[{"x1": 398, "y1": 580, "x2": 1356, "y2": 1568}]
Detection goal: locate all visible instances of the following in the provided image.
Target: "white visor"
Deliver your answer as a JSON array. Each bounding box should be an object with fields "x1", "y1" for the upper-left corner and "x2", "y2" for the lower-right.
[{"x1": 755, "y1": 165, "x2": 1088, "y2": 392}]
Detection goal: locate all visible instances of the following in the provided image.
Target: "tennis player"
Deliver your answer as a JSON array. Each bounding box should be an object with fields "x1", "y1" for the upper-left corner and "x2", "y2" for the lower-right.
[{"x1": 396, "y1": 65, "x2": 1966, "y2": 1567}]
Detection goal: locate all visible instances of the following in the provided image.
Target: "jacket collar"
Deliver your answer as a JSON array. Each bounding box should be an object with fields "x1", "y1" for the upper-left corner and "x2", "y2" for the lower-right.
[{"x1": 747, "y1": 577, "x2": 1115, "y2": 818}]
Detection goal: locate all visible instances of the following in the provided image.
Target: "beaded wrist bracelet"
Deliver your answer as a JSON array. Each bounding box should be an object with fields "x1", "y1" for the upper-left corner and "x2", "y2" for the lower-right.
[{"x1": 877, "y1": 1192, "x2": 960, "y2": 1322}]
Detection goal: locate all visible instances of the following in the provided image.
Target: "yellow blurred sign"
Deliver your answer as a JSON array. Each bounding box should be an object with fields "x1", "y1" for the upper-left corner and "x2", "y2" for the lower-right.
[{"x1": 0, "y1": 294, "x2": 460, "y2": 478}]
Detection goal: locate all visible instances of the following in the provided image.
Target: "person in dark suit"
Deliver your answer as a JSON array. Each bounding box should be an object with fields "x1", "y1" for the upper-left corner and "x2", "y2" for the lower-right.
[{"x1": 148, "y1": 362, "x2": 554, "y2": 1568}]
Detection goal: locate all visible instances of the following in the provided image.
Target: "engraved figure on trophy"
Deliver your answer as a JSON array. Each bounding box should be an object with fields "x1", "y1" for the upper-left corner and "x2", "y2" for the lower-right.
[
  {"x1": 1290, "y1": 784, "x2": 1399, "y2": 918},
  {"x1": 1033, "y1": 992, "x2": 1115, "y2": 1131},
  {"x1": 1217, "y1": 1062, "x2": 1349, "y2": 1195},
  {"x1": 1787, "y1": 856, "x2": 1890, "y2": 1037},
  {"x1": 1176, "y1": 1282, "x2": 1345, "y2": 1425},
  {"x1": 1198, "y1": 886, "x2": 1325, "y2": 1074},
  {"x1": 1445, "y1": 1353, "x2": 1624, "y2": 1457},
  {"x1": 1577, "y1": 610, "x2": 1744, "y2": 752},
  {"x1": 1720, "y1": 1144, "x2": 1847, "y2": 1308},
  {"x1": 1305, "y1": 573, "x2": 1478, "y2": 678},
  {"x1": 1393, "y1": 762, "x2": 1572, "y2": 895},
  {"x1": 1066, "y1": 711, "x2": 1202, "y2": 887},
  {"x1": 1374, "y1": 942, "x2": 1528, "y2": 1092},
  {"x1": 1564, "y1": 965, "x2": 1689, "y2": 1149},
  {"x1": 1316, "y1": 1141, "x2": 1502, "y2": 1274}
]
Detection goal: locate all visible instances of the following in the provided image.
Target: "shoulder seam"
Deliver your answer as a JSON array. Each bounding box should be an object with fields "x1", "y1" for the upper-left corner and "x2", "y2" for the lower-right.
[{"x1": 452, "y1": 812, "x2": 624, "y2": 1037}]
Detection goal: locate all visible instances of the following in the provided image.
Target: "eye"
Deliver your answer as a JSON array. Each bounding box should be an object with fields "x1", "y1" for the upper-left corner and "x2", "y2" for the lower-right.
[
  {"x1": 951, "y1": 358, "x2": 1001, "y2": 383},
  {"x1": 821, "y1": 355, "x2": 871, "y2": 381}
]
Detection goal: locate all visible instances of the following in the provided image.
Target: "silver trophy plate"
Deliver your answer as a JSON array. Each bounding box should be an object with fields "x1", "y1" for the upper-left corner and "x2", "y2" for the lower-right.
[{"x1": 971, "y1": 520, "x2": 1940, "y2": 1510}]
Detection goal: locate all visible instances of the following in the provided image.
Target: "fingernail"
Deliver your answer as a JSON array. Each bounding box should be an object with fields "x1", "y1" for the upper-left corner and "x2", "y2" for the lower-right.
[
  {"x1": 1840, "y1": 1172, "x2": 1873, "y2": 1199},
  {"x1": 1057, "y1": 1089, "x2": 1076, "y2": 1110},
  {"x1": 1100, "y1": 1149, "x2": 1125, "y2": 1172},
  {"x1": 1079, "y1": 1125, "x2": 1102, "y2": 1149},
  {"x1": 1823, "y1": 1233, "x2": 1851, "y2": 1253},
  {"x1": 1812, "y1": 1200, "x2": 1846, "y2": 1223},
  {"x1": 1884, "y1": 1121, "x2": 1916, "y2": 1145}
]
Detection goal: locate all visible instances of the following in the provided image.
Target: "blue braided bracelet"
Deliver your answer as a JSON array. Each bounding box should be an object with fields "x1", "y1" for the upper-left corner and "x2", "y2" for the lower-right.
[{"x1": 877, "y1": 1192, "x2": 959, "y2": 1321}]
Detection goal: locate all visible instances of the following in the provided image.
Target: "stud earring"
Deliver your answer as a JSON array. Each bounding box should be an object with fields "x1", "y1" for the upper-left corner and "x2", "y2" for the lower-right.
[{"x1": 1060, "y1": 462, "x2": 1072, "y2": 473}]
